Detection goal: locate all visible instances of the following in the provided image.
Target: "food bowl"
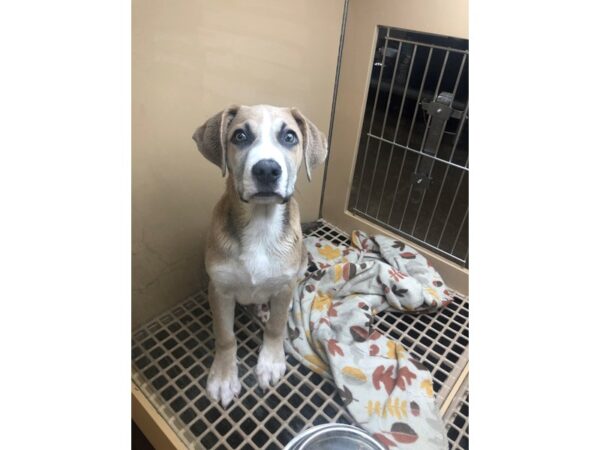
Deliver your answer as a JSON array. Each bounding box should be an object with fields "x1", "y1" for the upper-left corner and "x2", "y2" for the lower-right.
[{"x1": 283, "y1": 424, "x2": 386, "y2": 450}]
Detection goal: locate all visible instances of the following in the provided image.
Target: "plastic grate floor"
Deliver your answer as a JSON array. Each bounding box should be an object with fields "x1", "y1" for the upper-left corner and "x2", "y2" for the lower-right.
[
  {"x1": 132, "y1": 220, "x2": 469, "y2": 449},
  {"x1": 443, "y1": 377, "x2": 469, "y2": 449}
]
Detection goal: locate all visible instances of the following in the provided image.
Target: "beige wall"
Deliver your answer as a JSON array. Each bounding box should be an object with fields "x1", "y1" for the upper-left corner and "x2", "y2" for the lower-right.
[{"x1": 132, "y1": 0, "x2": 345, "y2": 327}]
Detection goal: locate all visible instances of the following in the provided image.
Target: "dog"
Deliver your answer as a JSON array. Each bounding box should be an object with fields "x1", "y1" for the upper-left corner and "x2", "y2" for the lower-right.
[{"x1": 193, "y1": 105, "x2": 327, "y2": 407}]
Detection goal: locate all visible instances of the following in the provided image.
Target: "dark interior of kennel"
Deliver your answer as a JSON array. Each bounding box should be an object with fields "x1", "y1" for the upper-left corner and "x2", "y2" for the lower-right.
[{"x1": 349, "y1": 27, "x2": 469, "y2": 267}]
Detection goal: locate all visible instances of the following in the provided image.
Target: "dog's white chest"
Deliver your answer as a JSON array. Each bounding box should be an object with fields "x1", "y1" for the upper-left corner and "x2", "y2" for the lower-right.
[{"x1": 209, "y1": 207, "x2": 295, "y2": 303}]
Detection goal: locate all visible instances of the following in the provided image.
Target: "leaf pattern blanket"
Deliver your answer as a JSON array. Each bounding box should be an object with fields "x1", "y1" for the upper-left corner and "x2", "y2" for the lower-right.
[{"x1": 284, "y1": 230, "x2": 453, "y2": 449}]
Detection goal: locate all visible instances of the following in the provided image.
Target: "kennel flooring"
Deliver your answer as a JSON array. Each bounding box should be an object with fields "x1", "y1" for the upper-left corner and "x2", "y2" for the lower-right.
[{"x1": 132, "y1": 220, "x2": 469, "y2": 449}]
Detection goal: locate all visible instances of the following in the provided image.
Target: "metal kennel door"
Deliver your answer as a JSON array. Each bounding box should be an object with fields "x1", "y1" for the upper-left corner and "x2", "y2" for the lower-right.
[{"x1": 321, "y1": 0, "x2": 469, "y2": 294}]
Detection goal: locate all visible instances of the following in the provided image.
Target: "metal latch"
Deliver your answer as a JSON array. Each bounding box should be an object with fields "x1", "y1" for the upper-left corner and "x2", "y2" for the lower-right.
[{"x1": 410, "y1": 92, "x2": 464, "y2": 202}]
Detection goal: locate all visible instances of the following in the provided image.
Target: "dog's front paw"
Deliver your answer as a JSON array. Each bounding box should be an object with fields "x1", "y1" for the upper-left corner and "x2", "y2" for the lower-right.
[
  {"x1": 207, "y1": 355, "x2": 241, "y2": 408},
  {"x1": 256, "y1": 345, "x2": 286, "y2": 389}
]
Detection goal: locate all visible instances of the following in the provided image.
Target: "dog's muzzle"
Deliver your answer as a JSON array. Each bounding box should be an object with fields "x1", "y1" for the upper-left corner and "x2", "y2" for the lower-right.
[
  {"x1": 252, "y1": 159, "x2": 281, "y2": 188},
  {"x1": 249, "y1": 159, "x2": 286, "y2": 203}
]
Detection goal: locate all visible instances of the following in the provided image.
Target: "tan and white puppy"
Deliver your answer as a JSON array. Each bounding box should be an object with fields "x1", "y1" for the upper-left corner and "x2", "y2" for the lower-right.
[{"x1": 193, "y1": 105, "x2": 327, "y2": 407}]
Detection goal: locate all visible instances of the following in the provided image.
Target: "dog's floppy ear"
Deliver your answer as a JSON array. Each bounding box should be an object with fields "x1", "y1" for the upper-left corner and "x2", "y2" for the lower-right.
[
  {"x1": 192, "y1": 105, "x2": 239, "y2": 177},
  {"x1": 291, "y1": 108, "x2": 328, "y2": 182}
]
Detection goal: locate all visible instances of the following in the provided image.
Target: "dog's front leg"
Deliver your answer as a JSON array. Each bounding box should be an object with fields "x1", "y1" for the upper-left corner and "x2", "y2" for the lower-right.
[
  {"x1": 206, "y1": 282, "x2": 241, "y2": 407},
  {"x1": 256, "y1": 283, "x2": 293, "y2": 389}
]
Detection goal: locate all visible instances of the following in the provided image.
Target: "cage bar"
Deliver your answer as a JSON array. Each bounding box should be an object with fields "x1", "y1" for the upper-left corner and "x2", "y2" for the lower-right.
[
  {"x1": 365, "y1": 41, "x2": 403, "y2": 213},
  {"x1": 354, "y1": 27, "x2": 391, "y2": 211},
  {"x1": 350, "y1": 27, "x2": 469, "y2": 267},
  {"x1": 375, "y1": 43, "x2": 417, "y2": 219}
]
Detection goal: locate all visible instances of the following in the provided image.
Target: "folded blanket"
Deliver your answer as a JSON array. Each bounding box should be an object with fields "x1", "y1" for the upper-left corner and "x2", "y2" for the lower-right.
[{"x1": 284, "y1": 231, "x2": 453, "y2": 449}]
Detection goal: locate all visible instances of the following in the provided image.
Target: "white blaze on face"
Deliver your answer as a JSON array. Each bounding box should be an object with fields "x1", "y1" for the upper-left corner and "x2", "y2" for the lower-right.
[{"x1": 242, "y1": 107, "x2": 288, "y2": 198}]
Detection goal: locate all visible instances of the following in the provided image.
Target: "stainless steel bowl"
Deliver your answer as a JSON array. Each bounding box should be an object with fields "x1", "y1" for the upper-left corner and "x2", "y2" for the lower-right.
[{"x1": 283, "y1": 424, "x2": 386, "y2": 450}]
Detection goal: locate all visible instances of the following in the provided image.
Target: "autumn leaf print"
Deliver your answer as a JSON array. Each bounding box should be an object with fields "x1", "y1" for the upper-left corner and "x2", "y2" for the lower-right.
[
  {"x1": 289, "y1": 327, "x2": 300, "y2": 340},
  {"x1": 369, "y1": 330, "x2": 383, "y2": 340},
  {"x1": 389, "y1": 398, "x2": 407, "y2": 419},
  {"x1": 327, "y1": 304, "x2": 338, "y2": 318},
  {"x1": 410, "y1": 401, "x2": 420, "y2": 417},
  {"x1": 305, "y1": 354, "x2": 328, "y2": 372},
  {"x1": 395, "y1": 343, "x2": 406, "y2": 360},
  {"x1": 333, "y1": 263, "x2": 344, "y2": 282},
  {"x1": 312, "y1": 269, "x2": 327, "y2": 279},
  {"x1": 317, "y1": 245, "x2": 341, "y2": 260},
  {"x1": 343, "y1": 263, "x2": 357, "y2": 280},
  {"x1": 391, "y1": 285, "x2": 408, "y2": 297},
  {"x1": 373, "y1": 365, "x2": 395, "y2": 395},
  {"x1": 400, "y1": 252, "x2": 417, "y2": 259},
  {"x1": 350, "y1": 325, "x2": 369, "y2": 342},
  {"x1": 313, "y1": 292, "x2": 332, "y2": 312},
  {"x1": 341, "y1": 366, "x2": 368, "y2": 385},
  {"x1": 367, "y1": 399, "x2": 407, "y2": 420},
  {"x1": 339, "y1": 385, "x2": 357, "y2": 407},
  {"x1": 396, "y1": 366, "x2": 417, "y2": 391},
  {"x1": 306, "y1": 261, "x2": 318, "y2": 273},
  {"x1": 424, "y1": 287, "x2": 441, "y2": 301},
  {"x1": 388, "y1": 267, "x2": 405, "y2": 282},
  {"x1": 388, "y1": 422, "x2": 419, "y2": 444},
  {"x1": 386, "y1": 340, "x2": 396, "y2": 359},
  {"x1": 420, "y1": 379, "x2": 434, "y2": 397},
  {"x1": 318, "y1": 317, "x2": 330, "y2": 327},
  {"x1": 327, "y1": 339, "x2": 344, "y2": 357},
  {"x1": 392, "y1": 240, "x2": 406, "y2": 251},
  {"x1": 373, "y1": 433, "x2": 395, "y2": 449}
]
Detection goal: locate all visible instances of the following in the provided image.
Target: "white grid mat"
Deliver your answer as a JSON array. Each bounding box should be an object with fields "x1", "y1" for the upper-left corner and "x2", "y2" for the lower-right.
[
  {"x1": 132, "y1": 220, "x2": 469, "y2": 449},
  {"x1": 443, "y1": 377, "x2": 469, "y2": 449}
]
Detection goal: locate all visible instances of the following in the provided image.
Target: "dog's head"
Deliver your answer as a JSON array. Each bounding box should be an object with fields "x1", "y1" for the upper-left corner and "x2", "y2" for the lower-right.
[{"x1": 193, "y1": 105, "x2": 327, "y2": 204}]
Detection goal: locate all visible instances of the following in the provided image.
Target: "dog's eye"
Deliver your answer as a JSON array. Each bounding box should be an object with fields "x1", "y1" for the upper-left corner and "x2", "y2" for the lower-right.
[
  {"x1": 283, "y1": 131, "x2": 297, "y2": 145},
  {"x1": 233, "y1": 130, "x2": 247, "y2": 143}
]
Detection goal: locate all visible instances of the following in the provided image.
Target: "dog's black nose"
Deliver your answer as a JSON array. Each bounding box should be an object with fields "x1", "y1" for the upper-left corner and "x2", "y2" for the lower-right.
[{"x1": 252, "y1": 159, "x2": 282, "y2": 186}]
